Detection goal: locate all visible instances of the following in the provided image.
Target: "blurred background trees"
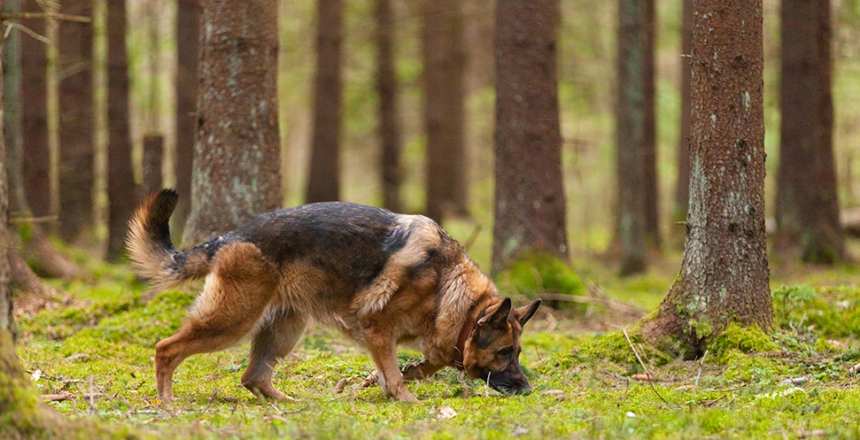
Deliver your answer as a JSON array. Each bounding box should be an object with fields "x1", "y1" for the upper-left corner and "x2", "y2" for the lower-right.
[{"x1": 3, "y1": 0, "x2": 860, "y2": 295}]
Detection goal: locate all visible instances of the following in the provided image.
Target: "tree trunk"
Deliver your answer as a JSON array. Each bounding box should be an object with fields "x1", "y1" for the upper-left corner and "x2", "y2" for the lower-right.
[
  {"x1": 423, "y1": 0, "x2": 467, "y2": 222},
  {"x1": 106, "y1": 0, "x2": 137, "y2": 261},
  {"x1": 615, "y1": 0, "x2": 648, "y2": 275},
  {"x1": 142, "y1": 134, "x2": 164, "y2": 196},
  {"x1": 174, "y1": 0, "x2": 198, "y2": 236},
  {"x1": 305, "y1": 0, "x2": 343, "y2": 204},
  {"x1": 375, "y1": 0, "x2": 402, "y2": 213},
  {"x1": 642, "y1": 0, "x2": 659, "y2": 248},
  {"x1": 59, "y1": 0, "x2": 94, "y2": 242},
  {"x1": 673, "y1": 0, "x2": 693, "y2": 243},
  {"x1": 492, "y1": 0, "x2": 568, "y2": 274},
  {"x1": 182, "y1": 0, "x2": 282, "y2": 246},
  {"x1": 21, "y1": 1, "x2": 50, "y2": 218},
  {"x1": 3, "y1": 0, "x2": 26, "y2": 215},
  {"x1": 642, "y1": 0, "x2": 772, "y2": 357},
  {"x1": 775, "y1": 0, "x2": 842, "y2": 263}
]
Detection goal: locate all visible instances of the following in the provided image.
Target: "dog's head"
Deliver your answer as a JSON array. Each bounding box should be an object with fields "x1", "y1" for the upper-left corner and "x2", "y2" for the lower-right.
[{"x1": 463, "y1": 297, "x2": 541, "y2": 395}]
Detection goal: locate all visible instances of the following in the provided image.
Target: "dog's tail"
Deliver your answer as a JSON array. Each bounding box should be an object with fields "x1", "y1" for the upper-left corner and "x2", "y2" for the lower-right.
[{"x1": 126, "y1": 189, "x2": 211, "y2": 290}]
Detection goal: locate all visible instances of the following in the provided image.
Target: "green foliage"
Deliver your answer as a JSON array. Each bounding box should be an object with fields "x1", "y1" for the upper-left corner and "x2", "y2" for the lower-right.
[
  {"x1": 707, "y1": 323, "x2": 779, "y2": 364},
  {"x1": 494, "y1": 253, "x2": 586, "y2": 310},
  {"x1": 773, "y1": 285, "x2": 860, "y2": 338},
  {"x1": 581, "y1": 328, "x2": 672, "y2": 372}
]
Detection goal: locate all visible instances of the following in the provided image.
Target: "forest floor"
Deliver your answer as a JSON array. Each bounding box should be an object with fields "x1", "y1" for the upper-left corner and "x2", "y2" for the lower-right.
[{"x1": 12, "y1": 248, "x2": 860, "y2": 439}]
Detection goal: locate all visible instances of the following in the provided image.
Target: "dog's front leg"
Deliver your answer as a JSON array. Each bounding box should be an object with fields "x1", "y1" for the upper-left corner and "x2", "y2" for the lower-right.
[
  {"x1": 401, "y1": 360, "x2": 444, "y2": 382},
  {"x1": 364, "y1": 334, "x2": 419, "y2": 402}
]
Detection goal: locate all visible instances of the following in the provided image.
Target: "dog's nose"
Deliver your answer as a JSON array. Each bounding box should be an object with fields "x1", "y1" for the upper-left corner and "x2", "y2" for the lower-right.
[{"x1": 514, "y1": 382, "x2": 531, "y2": 395}]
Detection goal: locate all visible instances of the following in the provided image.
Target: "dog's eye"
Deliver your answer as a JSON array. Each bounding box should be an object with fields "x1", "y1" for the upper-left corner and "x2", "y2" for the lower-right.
[{"x1": 496, "y1": 346, "x2": 514, "y2": 357}]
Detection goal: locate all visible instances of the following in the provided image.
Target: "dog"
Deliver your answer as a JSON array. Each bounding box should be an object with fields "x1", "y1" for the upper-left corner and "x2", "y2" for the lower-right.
[{"x1": 126, "y1": 189, "x2": 541, "y2": 403}]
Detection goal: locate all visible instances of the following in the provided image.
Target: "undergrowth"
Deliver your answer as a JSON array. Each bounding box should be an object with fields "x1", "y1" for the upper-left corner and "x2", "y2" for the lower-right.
[{"x1": 12, "y1": 265, "x2": 860, "y2": 439}]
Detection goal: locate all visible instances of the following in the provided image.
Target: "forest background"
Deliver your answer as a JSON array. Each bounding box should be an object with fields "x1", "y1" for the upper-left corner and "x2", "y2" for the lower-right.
[{"x1": 3, "y1": 0, "x2": 860, "y2": 439}]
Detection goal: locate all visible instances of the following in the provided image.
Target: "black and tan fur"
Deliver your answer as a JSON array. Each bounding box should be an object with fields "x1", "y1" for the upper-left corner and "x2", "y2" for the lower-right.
[{"x1": 127, "y1": 189, "x2": 541, "y2": 402}]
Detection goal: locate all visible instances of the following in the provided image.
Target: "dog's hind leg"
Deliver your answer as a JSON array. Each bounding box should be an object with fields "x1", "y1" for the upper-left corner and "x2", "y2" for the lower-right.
[
  {"x1": 155, "y1": 243, "x2": 278, "y2": 402},
  {"x1": 241, "y1": 306, "x2": 307, "y2": 400}
]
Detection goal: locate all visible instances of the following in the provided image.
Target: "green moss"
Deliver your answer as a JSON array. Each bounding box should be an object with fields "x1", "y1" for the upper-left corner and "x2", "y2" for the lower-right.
[
  {"x1": 495, "y1": 253, "x2": 586, "y2": 309},
  {"x1": 772, "y1": 285, "x2": 860, "y2": 338},
  {"x1": 721, "y1": 352, "x2": 786, "y2": 382},
  {"x1": 707, "y1": 323, "x2": 778, "y2": 364},
  {"x1": 581, "y1": 328, "x2": 671, "y2": 371}
]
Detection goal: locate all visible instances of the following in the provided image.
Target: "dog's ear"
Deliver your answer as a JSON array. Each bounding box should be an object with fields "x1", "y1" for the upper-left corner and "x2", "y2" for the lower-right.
[
  {"x1": 514, "y1": 299, "x2": 542, "y2": 327},
  {"x1": 478, "y1": 297, "x2": 512, "y2": 328}
]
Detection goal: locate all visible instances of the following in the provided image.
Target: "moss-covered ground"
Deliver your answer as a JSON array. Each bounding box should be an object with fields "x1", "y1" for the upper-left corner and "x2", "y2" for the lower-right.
[{"x1": 12, "y1": 255, "x2": 860, "y2": 439}]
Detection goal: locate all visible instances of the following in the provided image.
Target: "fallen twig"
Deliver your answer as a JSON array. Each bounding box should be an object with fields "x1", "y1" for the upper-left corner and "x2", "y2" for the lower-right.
[
  {"x1": 621, "y1": 327, "x2": 678, "y2": 410},
  {"x1": 695, "y1": 350, "x2": 708, "y2": 388},
  {"x1": 41, "y1": 392, "x2": 73, "y2": 402},
  {"x1": 848, "y1": 363, "x2": 860, "y2": 376}
]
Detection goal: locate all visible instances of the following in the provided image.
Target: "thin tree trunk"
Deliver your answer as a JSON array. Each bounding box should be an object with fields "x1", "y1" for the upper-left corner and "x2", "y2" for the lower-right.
[
  {"x1": 492, "y1": 0, "x2": 568, "y2": 274},
  {"x1": 643, "y1": 0, "x2": 771, "y2": 356},
  {"x1": 615, "y1": 0, "x2": 647, "y2": 275},
  {"x1": 142, "y1": 134, "x2": 164, "y2": 195},
  {"x1": 673, "y1": 0, "x2": 693, "y2": 242},
  {"x1": 375, "y1": 0, "x2": 402, "y2": 213},
  {"x1": 775, "y1": 0, "x2": 842, "y2": 263},
  {"x1": 305, "y1": 0, "x2": 343, "y2": 204},
  {"x1": 423, "y1": 0, "x2": 467, "y2": 222},
  {"x1": 642, "y1": 0, "x2": 659, "y2": 248},
  {"x1": 182, "y1": 0, "x2": 282, "y2": 246},
  {"x1": 174, "y1": 0, "x2": 199, "y2": 237},
  {"x1": 21, "y1": 2, "x2": 50, "y2": 217},
  {"x1": 59, "y1": 0, "x2": 94, "y2": 242},
  {"x1": 106, "y1": 0, "x2": 137, "y2": 261},
  {"x1": 3, "y1": 0, "x2": 26, "y2": 215}
]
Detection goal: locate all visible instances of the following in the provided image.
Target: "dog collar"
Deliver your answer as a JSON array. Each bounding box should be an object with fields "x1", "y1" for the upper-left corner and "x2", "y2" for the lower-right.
[{"x1": 453, "y1": 315, "x2": 474, "y2": 371}]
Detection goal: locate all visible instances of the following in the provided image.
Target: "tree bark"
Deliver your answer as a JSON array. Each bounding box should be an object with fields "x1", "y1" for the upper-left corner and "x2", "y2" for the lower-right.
[
  {"x1": 3, "y1": 0, "x2": 26, "y2": 215},
  {"x1": 615, "y1": 0, "x2": 648, "y2": 275},
  {"x1": 21, "y1": 1, "x2": 50, "y2": 218},
  {"x1": 375, "y1": 0, "x2": 402, "y2": 213},
  {"x1": 775, "y1": 0, "x2": 842, "y2": 263},
  {"x1": 423, "y1": 0, "x2": 467, "y2": 222},
  {"x1": 305, "y1": 0, "x2": 343, "y2": 204},
  {"x1": 673, "y1": 0, "x2": 693, "y2": 242},
  {"x1": 642, "y1": 0, "x2": 659, "y2": 248},
  {"x1": 182, "y1": 0, "x2": 282, "y2": 246},
  {"x1": 142, "y1": 134, "x2": 164, "y2": 196},
  {"x1": 642, "y1": 0, "x2": 772, "y2": 356},
  {"x1": 106, "y1": 0, "x2": 137, "y2": 261},
  {"x1": 59, "y1": 0, "x2": 94, "y2": 242},
  {"x1": 492, "y1": 0, "x2": 568, "y2": 274},
  {"x1": 174, "y1": 0, "x2": 199, "y2": 236}
]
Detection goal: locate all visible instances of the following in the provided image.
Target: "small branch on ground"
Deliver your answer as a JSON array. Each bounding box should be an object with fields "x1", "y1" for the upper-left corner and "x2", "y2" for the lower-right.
[{"x1": 622, "y1": 327, "x2": 678, "y2": 409}]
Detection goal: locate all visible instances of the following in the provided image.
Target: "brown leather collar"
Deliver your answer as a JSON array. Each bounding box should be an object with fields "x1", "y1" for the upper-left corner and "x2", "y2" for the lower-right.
[{"x1": 453, "y1": 314, "x2": 475, "y2": 370}]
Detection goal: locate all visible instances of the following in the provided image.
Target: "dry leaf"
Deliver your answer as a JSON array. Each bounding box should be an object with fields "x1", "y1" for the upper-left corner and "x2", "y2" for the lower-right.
[{"x1": 436, "y1": 406, "x2": 457, "y2": 419}]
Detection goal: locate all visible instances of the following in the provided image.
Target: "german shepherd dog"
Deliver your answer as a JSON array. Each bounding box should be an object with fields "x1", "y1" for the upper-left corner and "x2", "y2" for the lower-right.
[{"x1": 127, "y1": 189, "x2": 541, "y2": 403}]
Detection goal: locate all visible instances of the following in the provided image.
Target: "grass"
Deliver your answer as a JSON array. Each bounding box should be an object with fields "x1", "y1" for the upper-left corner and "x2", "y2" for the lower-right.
[{"x1": 13, "y1": 257, "x2": 860, "y2": 439}]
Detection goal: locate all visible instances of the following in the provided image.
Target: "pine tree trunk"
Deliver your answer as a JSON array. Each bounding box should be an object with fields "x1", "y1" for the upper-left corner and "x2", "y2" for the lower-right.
[
  {"x1": 615, "y1": 0, "x2": 647, "y2": 275},
  {"x1": 492, "y1": 0, "x2": 568, "y2": 274},
  {"x1": 21, "y1": 3, "x2": 50, "y2": 217},
  {"x1": 59, "y1": 0, "x2": 94, "y2": 242},
  {"x1": 642, "y1": 0, "x2": 771, "y2": 356},
  {"x1": 305, "y1": 0, "x2": 343, "y2": 204},
  {"x1": 375, "y1": 0, "x2": 402, "y2": 213},
  {"x1": 775, "y1": 0, "x2": 842, "y2": 263},
  {"x1": 182, "y1": 0, "x2": 282, "y2": 246},
  {"x1": 423, "y1": 0, "x2": 467, "y2": 222},
  {"x1": 142, "y1": 134, "x2": 164, "y2": 195},
  {"x1": 642, "y1": 0, "x2": 660, "y2": 248},
  {"x1": 106, "y1": 0, "x2": 137, "y2": 261},
  {"x1": 3, "y1": 0, "x2": 26, "y2": 215},
  {"x1": 673, "y1": 0, "x2": 693, "y2": 241},
  {"x1": 174, "y1": 0, "x2": 198, "y2": 236}
]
